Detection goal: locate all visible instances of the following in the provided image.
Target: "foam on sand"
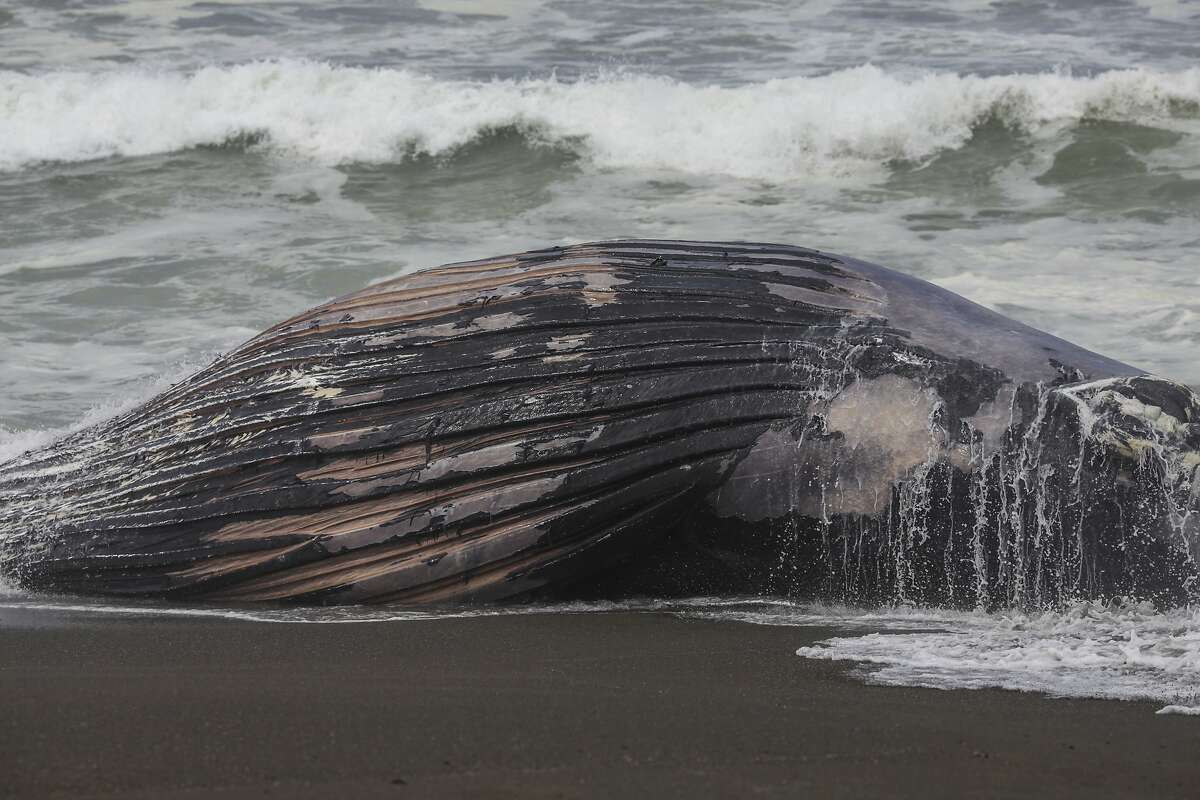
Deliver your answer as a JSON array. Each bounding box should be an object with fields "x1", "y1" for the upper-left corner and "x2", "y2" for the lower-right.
[{"x1": 789, "y1": 601, "x2": 1200, "y2": 716}]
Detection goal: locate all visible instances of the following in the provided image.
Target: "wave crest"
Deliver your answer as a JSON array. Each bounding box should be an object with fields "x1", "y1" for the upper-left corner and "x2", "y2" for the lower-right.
[{"x1": 2, "y1": 62, "x2": 1198, "y2": 179}]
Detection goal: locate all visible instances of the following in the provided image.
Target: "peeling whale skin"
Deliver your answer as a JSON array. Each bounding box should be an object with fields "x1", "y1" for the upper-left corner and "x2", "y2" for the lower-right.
[{"x1": 1, "y1": 240, "x2": 1196, "y2": 607}]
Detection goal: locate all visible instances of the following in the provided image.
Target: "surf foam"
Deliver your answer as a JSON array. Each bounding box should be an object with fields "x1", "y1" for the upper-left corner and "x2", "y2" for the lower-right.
[
  {"x1": 788, "y1": 601, "x2": 1200, "y2": 715},
  {"x1": 0, "y1": 356, "x2": 210, "y2": 467},
  {"x1": 2, "y1": 62, "x2": 1198, "y2": 179}
]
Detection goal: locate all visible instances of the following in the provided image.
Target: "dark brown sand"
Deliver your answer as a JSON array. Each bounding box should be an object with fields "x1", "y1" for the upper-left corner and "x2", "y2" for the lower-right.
[{"x1": 1, "y1": 609, "x2": 1197, "y2": 799}]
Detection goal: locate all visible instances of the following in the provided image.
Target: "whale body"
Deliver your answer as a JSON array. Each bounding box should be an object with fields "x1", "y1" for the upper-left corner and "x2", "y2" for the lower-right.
[{"x1": 1, "y1": 240, "x2": 1197, "y2": 606}]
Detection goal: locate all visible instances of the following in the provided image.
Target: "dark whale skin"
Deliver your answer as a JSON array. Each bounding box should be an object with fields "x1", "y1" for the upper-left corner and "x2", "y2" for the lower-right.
[{"x1": 1, "y1": 240, "x2": 1196, "y2": 607}]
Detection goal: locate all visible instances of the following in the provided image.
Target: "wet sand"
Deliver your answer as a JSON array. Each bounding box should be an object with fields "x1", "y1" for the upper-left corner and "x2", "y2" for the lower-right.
[{"x1": 1, "y1": 609, "x2": 1196, "y2": 799}]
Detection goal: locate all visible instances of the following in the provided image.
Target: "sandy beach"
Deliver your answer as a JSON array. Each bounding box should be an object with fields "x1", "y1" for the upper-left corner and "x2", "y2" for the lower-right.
[{"x1": 2, "y1": 609, "x2": 1196, "y2": 799}]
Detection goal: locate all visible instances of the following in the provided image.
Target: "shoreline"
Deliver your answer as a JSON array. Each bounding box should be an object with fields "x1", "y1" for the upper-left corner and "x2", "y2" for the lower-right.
[{"x1": 2, "y1": 610, "x2": 1197, "y2": 798}]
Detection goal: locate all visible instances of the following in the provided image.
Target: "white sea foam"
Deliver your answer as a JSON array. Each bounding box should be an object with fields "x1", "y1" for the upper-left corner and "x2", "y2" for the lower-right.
[
  {"x1": 0, "y1": 596, "x2": 671, "y2": 624},
  {"x1": 0, "y1": 358, "x2": 207, "y2": 466},
  {"x1": 0, "y1": 360, "x2": 203, "y2": 591},
  {"x1": 2, "y1": 62, "x2": 1198, "y2": 179},
  {"x1": 786, "y1": 601, "x2": 1200, "y2": 715},
  {"x1": 1157, "y1": 704, "x2": 1200, "y2": 715}
]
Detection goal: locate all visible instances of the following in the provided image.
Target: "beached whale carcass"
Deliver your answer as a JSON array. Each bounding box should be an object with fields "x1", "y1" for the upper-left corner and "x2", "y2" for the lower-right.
[{"x1": 1, "y1": 240, "x2": 1196, "y2": 606}]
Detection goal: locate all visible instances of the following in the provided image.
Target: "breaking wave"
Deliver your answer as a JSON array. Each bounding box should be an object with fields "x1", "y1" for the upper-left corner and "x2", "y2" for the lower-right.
[{"x1": 2, "y1": 61, "x2": 1198, "y2": 178}]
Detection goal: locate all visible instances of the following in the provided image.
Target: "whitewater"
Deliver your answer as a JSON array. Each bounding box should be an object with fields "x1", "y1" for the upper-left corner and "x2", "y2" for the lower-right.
[{"x1": 3, "y1": 62, "x2": 1200, "y2": 178}]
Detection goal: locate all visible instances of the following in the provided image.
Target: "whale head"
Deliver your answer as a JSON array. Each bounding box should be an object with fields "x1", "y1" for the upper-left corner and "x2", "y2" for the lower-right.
[{"x1": 1042, "y1": 376, "x2": 1200, "y2": 603}]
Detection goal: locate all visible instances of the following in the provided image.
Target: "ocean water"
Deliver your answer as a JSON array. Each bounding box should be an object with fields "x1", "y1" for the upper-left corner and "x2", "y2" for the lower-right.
[{"x1": 2, "y1": 0, "x2": 1199, "y2": 711}]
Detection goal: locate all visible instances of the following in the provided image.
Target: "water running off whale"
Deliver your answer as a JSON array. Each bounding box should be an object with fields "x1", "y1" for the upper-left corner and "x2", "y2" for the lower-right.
[{"x1": 0, "y1": 240, "x2": 1196, "y2": 607}]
